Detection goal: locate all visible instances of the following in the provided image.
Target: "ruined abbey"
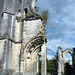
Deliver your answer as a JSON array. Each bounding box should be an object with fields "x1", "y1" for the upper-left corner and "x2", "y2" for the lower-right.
[
  {"x1": 57, "y1": 47, "x2": 75, "y2": 75},
  {"x1": 0, "y1": 0, "x2": 47, "y2": 75}
]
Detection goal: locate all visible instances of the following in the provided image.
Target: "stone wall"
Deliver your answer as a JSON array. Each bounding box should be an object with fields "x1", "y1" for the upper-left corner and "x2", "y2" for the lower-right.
[
  {"x1": 0, "y1": 0, "x2": 4, "y2": 30},
  {"x1": 57, "y1": 47, "x2": 74, "y2": 75},
  {"x1": 23, "y1": 19, "x2": 41, "y2": 45},
  {"x1": 0, "y1": 0, "x2": 47, "y2": 75},
  {"x1": 3, "y1": 0, "x2": 20, "y2": 14},
  {"x1": 22, "y1": 19, "x2": 43, "y2": 74}
]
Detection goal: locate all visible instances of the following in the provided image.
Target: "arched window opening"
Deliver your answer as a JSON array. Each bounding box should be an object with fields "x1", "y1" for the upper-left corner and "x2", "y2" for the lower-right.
[
  {"x1": 65, "y1": 53, "x2": 73, "y2": 75},
  {"x1": 39, "y1": 51, "x2": 41, "y2": 55},
  {"x1": 66, "y1": 53, "x2": 72, "y2": 65},
  {"x1": 18, "y1": 9, "x2": 21, "y2": 13},
  {"x1": 38, "y1": 51, "x2": 41, "y2": 75}
]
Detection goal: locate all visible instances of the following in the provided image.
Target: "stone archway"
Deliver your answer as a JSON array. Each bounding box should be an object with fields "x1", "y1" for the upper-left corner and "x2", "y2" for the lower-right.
[
  {"x1": 63, "y1": 49, "x2": 73, "y2": 73},
  {"x1": 19, "y1": 36, "x2": 47, "y2": 75},
  {"x1": 63, "y1": 49, "x2": 73, "y2": 55},
  {"x1": 57, "y1": 47, "x2": 75, "y2": 75}
]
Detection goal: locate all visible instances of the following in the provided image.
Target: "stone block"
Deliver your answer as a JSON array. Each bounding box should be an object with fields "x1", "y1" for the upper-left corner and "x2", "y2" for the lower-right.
[
  {"x1": 3, "y1": 69, "x2": 15, "y2": 75},
  {"x1": 24, "y1": 73, "x2": 36, "y2": 75},
  {"x1": 0, "y1": 40, "x2": 6, "y2": 60},
  {"x1": 23, "y1": 19, "x2": 41, "y2": 43},
  {"x1": 14, "y1": 72, "x2": 23, "y2": 75}
]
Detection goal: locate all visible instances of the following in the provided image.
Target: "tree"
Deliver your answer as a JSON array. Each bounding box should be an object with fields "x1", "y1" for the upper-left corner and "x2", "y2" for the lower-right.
[
  {"x1": 65, "y1": 62, "x2": 73, "y2": 75},
  {"x1": 39, "y1": 60, "x2": 41, "y2": 75},
  {"x1": 47, "y1": 59, "x2": 57, "y2": 73},
  {"x1": 41, "y1": 10, "x2": 49, "y2": 24}
]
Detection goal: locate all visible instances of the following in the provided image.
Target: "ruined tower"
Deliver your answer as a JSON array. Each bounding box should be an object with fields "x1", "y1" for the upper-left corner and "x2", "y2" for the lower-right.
[{"x1": 0, "y1": 0, "x2": 47, "y2": 75}]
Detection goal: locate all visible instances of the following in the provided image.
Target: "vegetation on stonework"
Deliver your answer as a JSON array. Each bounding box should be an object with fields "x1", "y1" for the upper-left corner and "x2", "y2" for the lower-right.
[
  {"x1": 25, "y1": 10, "x2": 49, "y2": 24},
  {"x1": 36, "y1": 73, "x2": 39, "y2": 75},
  {"x1": 16, "y1": 16, "x2": 22, "y2": 22},
  {"x1": 41, "y1": 10, "x2": 49, "y2": 24},
  {"x1": 25, "y1": 12, "x2": 34, "y2": 17},
  {"x1": 62, "y1": 73, "x2": 65, "y2": 75}
]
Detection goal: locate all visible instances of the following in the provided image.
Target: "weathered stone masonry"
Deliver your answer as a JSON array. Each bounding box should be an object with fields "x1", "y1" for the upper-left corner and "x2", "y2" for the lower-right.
[
  {"x1": 0, "y1": 0, "x2": 47, "y2": 75},
  {"x1": 57, "y1": 47, "x2": 75, "y2": 75}
]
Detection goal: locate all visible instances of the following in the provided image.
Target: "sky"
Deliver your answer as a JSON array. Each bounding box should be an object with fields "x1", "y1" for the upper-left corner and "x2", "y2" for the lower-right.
[{"x1": 36, "y1": 0, "x2": 75, "y2": 61}]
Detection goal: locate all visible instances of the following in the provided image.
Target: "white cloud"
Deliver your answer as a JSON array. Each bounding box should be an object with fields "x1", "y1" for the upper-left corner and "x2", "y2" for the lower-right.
[
  {"x1": 47, "y1": 55, "x2": 55, "y2": 60},
  {"x1": 47, "y1": 38, "x2": 75, "y2": 51},
  {"x1": 36, "y1": 0, "x2": 75, "y2": 60}
]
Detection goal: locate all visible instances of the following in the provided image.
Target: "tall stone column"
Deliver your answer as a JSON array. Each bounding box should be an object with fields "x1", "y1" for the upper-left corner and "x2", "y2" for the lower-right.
[
  {"x1": 62, "y1": 54, "x2": 66, "y2": 73},
  {"x1": 37, "y1": 55, "x2": 39, "y2": 74},
  {"x1": 57, "y1": 46, "x2": 62, "y2": 75},
  {"x1": 41, "y1": 41, "x2": 47, "y2": 75},
  {"x1": 73, "y1": 48, "x2": 75, "y2": 74}
]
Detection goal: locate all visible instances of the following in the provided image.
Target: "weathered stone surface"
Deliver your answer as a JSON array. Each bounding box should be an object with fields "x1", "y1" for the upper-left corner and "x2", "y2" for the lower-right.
[
  {"x1": 24, "y1": 74, "x2": 36, "y2": 75},
  {"x1": 0, "y1": 40, "x2": 5, "y2": 60},
  {"x1": 3, "y1": 69, "x2": 15, "y2": 75},
  {"x1": 12, "y1": 43, "x2": 21, "y2": 71},
  {"x1": 0, "y1": 0, "x2": 4, "y2": 30},
  {"x1": 3, "y1": 0, "x2": 20, "y2": 14},
  {"x1": 23, "y1": 19, "x2": 41, "y2": 44},
  {"x1": 0, "y1": 0, "x2": 47, "y2": 75},
  {"x1": 14, "y1": 20, "x2": 22, "y2": 42},
  {"x1": 14, "y1": 72, "x2": 23, "y2": 75},
  {"x1": 57, "y1": 47, "x2": 73, "y2": 75},
  {"x1": 41, "y1": 41, "x2": 47, "y2": 75}
]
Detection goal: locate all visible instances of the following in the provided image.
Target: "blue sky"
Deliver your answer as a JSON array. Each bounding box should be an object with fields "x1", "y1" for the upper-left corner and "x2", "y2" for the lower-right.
[{"x1": 36, "y1": 0, "x2": 75, "y2": 61}]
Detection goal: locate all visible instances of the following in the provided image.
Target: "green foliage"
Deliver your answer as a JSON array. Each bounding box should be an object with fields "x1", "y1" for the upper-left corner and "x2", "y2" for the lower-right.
[
  {"x1": 39, "y1": 60, "x2": 41, "y2": 75},
  {"x1": 25, "y1": 10, "x2": 49, "y2": 24},
  {"x1": 38, "y1": 59, "x2": 57, "y2": 75},
  {"x1": 62, "y1": 73, "x2": 65, "y2": 75},
  {"x1": 25, "y1": 12, "x2": 33, "y2": 17},
  {"x1": 16, "y1": 16, "x2": 22, "y2": 22},
  {"x1": 47, "y1": 59, "x2": 57, "y2": 73},
  {"x1": 36, "y1": 73, "x2": 39, "y2": 75},
  {"x1": 41, "y1": 10, "x2": 49, "y2": 24}
]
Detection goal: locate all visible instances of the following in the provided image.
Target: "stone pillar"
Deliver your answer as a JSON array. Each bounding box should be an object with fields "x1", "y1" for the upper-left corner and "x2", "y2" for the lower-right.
[
  {"x1": 12, "y1": 43, "x2": 21, "y2": 73},
  {"x1": 37, "y1": 55, "x2": 39, "y2": 74},
  {"x1": 73, "y1": 48, "x2": 75, "y2": 74},
  {"x1": 57, "y1": 46, "x2": 62, "y2": 75},
  {"x1": 41, "y1": 41, "x2": 47, "y2": 75},
  {"x1": 62, "y1": 53, "x2": 66, "y2": 73},
  {"x1": 1, "y1": 13, "x2": 9, "y2": 36}
]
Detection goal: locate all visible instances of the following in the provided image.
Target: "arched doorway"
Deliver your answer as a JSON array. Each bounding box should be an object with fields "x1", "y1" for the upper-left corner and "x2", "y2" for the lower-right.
[{"x1": 19, "y1": 36, "x2": 47, "y2": 75}]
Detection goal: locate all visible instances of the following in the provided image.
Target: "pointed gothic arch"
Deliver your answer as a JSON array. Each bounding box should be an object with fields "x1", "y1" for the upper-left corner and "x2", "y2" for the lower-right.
[
  {"x1": 57, "y1": 47, "x2": 75, "y2": 75},
  {"x1": 63, "y1": 49, "x2": 73, "y2": 56}
]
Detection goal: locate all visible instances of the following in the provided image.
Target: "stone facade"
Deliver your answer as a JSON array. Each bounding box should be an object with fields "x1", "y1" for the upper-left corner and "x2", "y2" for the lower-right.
[
  {"x1": 0, "y1": 0, "x2": 47, "y2": 75},
  {"x1": 57, "y1": 46, "x2": 75, "y2": 75}
]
